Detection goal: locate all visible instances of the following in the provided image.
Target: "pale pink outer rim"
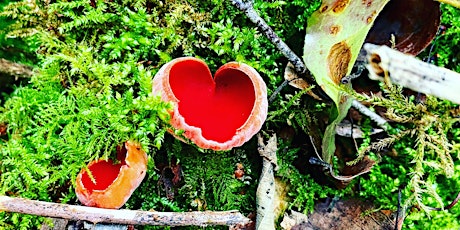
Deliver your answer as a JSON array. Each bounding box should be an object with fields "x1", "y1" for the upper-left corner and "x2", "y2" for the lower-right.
[
  {"x1": 75, "y1": 141, "x2": 148, "y2": 209},
  {"x1": 152, "y1": 57, "x2": 268, "y2": 151}
]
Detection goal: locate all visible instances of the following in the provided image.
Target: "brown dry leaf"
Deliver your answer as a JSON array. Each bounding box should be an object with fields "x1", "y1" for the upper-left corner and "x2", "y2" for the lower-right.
[
  {"x1": 307, "y1": 198, "x2": 395, "y2": 230},
  {"x1": 366, "y1": 0, "x2": 440, "y2": 55},
  {"x1": 0, "y1": 123, "x2": 7, "y2": 136},
  {"x1": 284, "y1": 63, "x2": 322, "y2": 100},
  {"x1": 170, "y1": 163, "x2": 183, "y2": 186},
  {"x1": 332, "y1": 156, "x2": 375, "y2": 183}
]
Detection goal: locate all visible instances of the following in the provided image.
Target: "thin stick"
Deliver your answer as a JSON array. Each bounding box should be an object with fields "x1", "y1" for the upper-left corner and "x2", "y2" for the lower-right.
[
  {"x1": 230, "y1": 0, "x2": 315, "y2": 101},
  {"x1": 351, "y1": 99, "x2": 390, "y2": 131},
  {"x1": 0, "y1": 196, "x2": 250, "y2": 227},
  {"x1": 394, "y1": 187, "x2": 402, "y2": 230},
  {"x1": 268, "y1": 79, "x2": 290, "y2": 103},
  {"x1": 230, "y1": 0, "x2": 307, "y2": 76}
]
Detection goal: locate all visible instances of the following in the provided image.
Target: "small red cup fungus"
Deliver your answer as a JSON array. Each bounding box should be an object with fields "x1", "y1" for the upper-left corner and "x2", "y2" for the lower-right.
[
  {"x1": 75, "y1": 141, "x2": 147, "y2": 209},
  {"x1": 153, "y1": 57, "x2": 268, "y2": 151}
]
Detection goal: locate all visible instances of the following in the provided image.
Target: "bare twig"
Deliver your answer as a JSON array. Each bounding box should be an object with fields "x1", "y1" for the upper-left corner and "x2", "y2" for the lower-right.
[
  {"x1": 230, "y1": 0, "x2": 307, "y2": 76},
  {"x1": 351, "y1": 99, "x2": 390, "y2": 131},
  {"x1": 394, "y1": 187, "x2": 405, "y2": 230},
  {"x1": 268, "y1": 78, "x2": 290, "y2": 103},
  {"x1": 0, "y1": 196, "x2": 250, "y2": 227},
  {"x1": 230, "y1": 0, "x2": 317, "y2": 101}
]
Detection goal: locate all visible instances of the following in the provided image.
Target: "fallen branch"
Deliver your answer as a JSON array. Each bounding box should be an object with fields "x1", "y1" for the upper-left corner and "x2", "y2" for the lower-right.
[
  {"x1": 230, "y1": 0, "x2": 306, "y2": 75},
  {"x1": 0, "y1": 196, "x2": 250, "y2": 227},
  {"x1": 364, "y1": 43, "x2": 460, "y2": 104},
  {"x1": 0, "y1": 58, "x2": 34, "y2": 78}
]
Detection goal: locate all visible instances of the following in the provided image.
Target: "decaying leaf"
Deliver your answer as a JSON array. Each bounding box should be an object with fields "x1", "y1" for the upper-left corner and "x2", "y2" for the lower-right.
[
  {"x1": 284, "y1": 62, "x2": 322, "y2": 100},
  {"x1": 336, "y1": 156, "x2": 375, "y2": 183},
  {"x1": 302, "y1": 0, "x2": 389, "y2": 179},
  {"x1": 256, "y1": 134, "x2": 278, "y2": 230},
  {"x1": 303, "y1": 0, "x2": 390, "y2": 104},
  {"x1": 279, "y1": 210, "x2": 309, "y2": 230},
  {"x1": 306, "y1": 198, "x2": 396, "y2": 230}
]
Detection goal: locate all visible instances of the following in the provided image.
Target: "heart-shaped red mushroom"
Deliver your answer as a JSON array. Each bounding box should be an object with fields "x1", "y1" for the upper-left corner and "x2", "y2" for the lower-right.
[
  {"x1": 75, "y1": 141, "x2": 147, "y2": 209},
  {"x1": 153, "y1": 57, "x2": 268, "y2": 150}
]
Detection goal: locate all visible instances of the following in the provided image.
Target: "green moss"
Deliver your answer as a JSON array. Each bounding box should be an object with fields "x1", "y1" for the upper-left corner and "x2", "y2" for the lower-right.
[
  {"x1": 0, "y1": 1, "x2": 38, "y2": 65},
  {"x1": 433, "y1": 4, "x2": 460, "y2": 72}
]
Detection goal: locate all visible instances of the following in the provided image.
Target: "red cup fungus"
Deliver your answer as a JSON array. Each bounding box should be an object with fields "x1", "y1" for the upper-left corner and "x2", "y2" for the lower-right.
[
  {"x1": 75, "y1": 141, "x2": 147, "y2": 209},
  {"x1": 152, "y1": 57, "x2": 268, "y2": 151}
]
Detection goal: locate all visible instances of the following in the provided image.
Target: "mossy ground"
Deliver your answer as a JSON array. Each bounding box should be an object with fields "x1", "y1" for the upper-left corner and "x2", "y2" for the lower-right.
[{"x1": 0, "y1": 1, "x2": 459, "y2": 229}]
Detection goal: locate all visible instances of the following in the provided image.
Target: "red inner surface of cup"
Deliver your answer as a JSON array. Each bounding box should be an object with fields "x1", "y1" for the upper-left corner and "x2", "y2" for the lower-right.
[
  {"x1": 169, "y1": 60, "x2": 256, "y2": 142},
  {"x1": 81, "y1": 160, "x2": 122, "y2": 191}
]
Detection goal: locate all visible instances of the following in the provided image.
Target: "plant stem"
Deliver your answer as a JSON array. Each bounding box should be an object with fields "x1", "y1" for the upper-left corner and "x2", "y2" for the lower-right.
[{"x1": 0, "y1": 196, "x2": 250, "y2": 227}]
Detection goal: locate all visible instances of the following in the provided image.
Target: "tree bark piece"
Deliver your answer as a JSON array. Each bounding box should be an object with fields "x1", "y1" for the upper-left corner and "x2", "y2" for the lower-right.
[{"x1": 0, "y1": 196, "x2": 250, "y2": 227}]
